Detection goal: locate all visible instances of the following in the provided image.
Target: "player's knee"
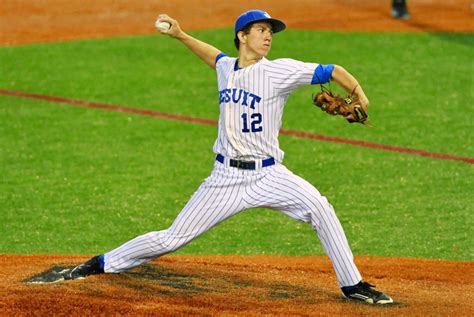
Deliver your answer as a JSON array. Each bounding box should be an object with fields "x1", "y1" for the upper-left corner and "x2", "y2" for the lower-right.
[
  {"x1": 160, "y1": 240, "x2": 180, "y2": 253},
  {"x1": 307, "y1": 198, "x2": 337, "y2": 225},
  {"x1": 155, "y1": 230, "x2": 190, "y2": 253}
]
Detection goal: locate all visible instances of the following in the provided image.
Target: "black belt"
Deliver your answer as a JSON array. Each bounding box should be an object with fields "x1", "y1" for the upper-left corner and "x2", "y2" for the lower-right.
[{"x1": 216, "y1": 154, "x2": 275, "y2": 170}]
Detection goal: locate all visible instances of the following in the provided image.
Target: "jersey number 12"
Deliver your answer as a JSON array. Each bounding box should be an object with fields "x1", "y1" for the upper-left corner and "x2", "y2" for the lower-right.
[{"x1": 241, "y1": 113, "x2": 263, "y2": 133}]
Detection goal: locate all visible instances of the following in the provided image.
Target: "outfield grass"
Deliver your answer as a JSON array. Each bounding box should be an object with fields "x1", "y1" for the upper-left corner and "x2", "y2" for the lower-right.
[{"x1": 1, "y1": 30, "x2": 472, "y2": 260}]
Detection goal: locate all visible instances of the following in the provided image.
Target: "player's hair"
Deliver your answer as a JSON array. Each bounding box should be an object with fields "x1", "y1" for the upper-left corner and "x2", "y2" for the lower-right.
[{"x1": 234, "y1": 23, "x2": 253, "y2": 50}]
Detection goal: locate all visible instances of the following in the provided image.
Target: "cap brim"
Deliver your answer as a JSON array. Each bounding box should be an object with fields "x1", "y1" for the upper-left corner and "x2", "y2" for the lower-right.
[
  {"x1": 254, "y1": 18, "x2": 286, "y2": 33},
  {"x1": 268, "y1": 18, "x2": 286, "y2": 33}
]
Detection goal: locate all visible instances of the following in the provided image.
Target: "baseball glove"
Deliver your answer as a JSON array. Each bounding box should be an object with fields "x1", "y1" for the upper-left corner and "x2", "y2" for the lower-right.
[{"x1": 312, "y1": 87, "x2": 368, "y2": 124}]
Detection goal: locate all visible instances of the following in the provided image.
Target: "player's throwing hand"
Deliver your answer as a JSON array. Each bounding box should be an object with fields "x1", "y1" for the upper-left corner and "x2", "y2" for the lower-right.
[{"x1": 155, "y1": 14, "x2": 182, "y2": 38}]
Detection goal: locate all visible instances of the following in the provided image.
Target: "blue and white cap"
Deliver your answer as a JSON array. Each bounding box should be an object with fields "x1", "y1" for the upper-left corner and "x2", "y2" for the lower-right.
[{"x1": 234, "y1": 10, "x2": 286, "y2": 34}]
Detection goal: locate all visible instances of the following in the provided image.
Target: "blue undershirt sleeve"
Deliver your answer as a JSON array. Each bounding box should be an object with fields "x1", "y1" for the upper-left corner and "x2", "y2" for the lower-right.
[
  {"x1": 311, "y1": 64, "x2": 334, "y2": 84},
  {"x1": 215, "y1": 52, "x2": 227, "y2": 65}
]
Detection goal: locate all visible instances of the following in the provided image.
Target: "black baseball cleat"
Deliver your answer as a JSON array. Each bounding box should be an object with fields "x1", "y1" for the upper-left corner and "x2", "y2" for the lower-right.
[
  {"x1": 24, "y1": 267, "x2": 67, "y2": 284},
  {"x1": 62, "y1": 255, "x2": 104, "y2": 280},
  {"x1": 391, "y1": 7, "x2": 410, "y2": 20},
  {"x1": 341, "y1": 281, "x2": 394, "y2": 305}
]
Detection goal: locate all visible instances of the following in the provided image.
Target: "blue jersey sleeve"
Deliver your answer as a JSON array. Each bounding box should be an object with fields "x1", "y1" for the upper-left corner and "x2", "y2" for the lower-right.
[{"x1": 311, "y1": 64, "x2": 334, "y2": 84}]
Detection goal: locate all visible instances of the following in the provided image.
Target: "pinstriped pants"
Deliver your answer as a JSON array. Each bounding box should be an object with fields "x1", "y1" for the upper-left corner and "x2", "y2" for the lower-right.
[{"x1": 104, "y1": 161, "x2": 362, "y2": 287}]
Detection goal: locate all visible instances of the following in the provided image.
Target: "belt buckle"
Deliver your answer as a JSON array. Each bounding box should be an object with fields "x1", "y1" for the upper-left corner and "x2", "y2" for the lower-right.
[{"x1": 236, "y1": 160, "x2": 241, "y2": 168}]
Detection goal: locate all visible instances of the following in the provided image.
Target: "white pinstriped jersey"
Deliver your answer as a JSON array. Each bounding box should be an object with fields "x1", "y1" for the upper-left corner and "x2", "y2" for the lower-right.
[{"x1": 214, "y1": 55, "x2": 331, "y2": 162}]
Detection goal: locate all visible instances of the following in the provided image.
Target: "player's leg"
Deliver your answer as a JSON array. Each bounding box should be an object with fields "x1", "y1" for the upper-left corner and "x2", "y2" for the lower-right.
[
  {"x1": 103, "y1": 163, "x2": 247, "y2": 273},
  {"x1": 245, "y1": 164, "x2": 361, "y2": 287},
  {"x1": 392, "y1": 0, "x2": 410, "y2": 19},
  {"x1": 245, "y1": 164, "x2": 393, "y2": 304}
]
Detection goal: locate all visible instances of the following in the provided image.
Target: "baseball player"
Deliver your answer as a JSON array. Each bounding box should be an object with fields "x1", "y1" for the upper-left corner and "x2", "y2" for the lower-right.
[
  {"x1": 392, "y1": 0, "x2": 410, "y2": 20},
  {"x1": 61, "y1": 10, "x2": 393, "y2": 305}
]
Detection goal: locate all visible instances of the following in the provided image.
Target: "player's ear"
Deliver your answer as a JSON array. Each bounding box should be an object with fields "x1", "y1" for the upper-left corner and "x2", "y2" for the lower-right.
[{"x1": 237, "y1": 31, "x2": 247, "y2": 45}]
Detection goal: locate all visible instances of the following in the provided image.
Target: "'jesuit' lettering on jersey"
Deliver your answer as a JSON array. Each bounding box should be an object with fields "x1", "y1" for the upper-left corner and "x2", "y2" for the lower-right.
[{"x1": 219, "y1": 88, "x2": 262, "y2": 109}]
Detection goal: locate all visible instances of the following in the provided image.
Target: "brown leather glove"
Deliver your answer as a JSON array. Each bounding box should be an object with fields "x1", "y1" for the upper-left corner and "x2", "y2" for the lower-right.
[{"x1": 313, "y1": 90, "x2": 368, "y2": 124}]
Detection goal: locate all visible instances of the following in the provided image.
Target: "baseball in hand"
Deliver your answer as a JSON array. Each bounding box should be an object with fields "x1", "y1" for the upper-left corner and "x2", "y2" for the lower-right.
[{"x1": 155, "y1": 20, "x2": 171, "y2": 32}]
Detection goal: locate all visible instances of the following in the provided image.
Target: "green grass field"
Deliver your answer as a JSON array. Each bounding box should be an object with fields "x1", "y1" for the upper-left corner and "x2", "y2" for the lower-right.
[{"x1": 1, "y1": 30, "x2": 472, "y2": 261}]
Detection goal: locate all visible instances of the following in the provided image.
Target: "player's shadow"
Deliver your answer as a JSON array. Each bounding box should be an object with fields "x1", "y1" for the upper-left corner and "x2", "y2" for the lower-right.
[{"x1": 116, "y1": 263, "x2": 330, "y2": 303}]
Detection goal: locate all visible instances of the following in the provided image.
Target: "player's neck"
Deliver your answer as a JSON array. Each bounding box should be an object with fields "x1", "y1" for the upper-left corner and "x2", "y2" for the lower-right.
[{"x1": 238, "y1": 52, "x2": 265, "y2": 68}]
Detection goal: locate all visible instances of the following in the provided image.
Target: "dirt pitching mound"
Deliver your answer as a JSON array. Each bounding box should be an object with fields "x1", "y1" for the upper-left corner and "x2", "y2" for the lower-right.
[{"x1": 0, "y1": 254, "x2": 472, "y2": 316}]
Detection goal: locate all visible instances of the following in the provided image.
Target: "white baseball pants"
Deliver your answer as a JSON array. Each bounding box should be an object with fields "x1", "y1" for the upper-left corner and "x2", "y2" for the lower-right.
[{"x1": 104, "y1": 161, "x2": 362, "y2": 287}]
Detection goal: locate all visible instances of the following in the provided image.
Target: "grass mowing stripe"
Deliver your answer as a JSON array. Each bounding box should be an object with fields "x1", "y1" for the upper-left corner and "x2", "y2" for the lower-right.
[{"x1": 1, "y1": 88, "x2": 473, "y2": 165}]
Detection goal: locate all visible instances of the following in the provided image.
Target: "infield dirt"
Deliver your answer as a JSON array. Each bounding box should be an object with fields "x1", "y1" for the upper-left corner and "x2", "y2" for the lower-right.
[
  {"x1": 1, "y1": 0, "x2": 473, "y2": 316},
  {"x1": 1, "y1": 0, "x2": 473, "y2": 45},
  {"x1": 1, "y1": 254, "x2": 473, "y2": 316}
]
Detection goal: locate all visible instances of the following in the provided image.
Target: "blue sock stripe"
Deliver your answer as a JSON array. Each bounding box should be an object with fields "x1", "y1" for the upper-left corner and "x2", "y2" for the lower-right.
[{"x1": 98, "y1": 254, "x2": 105, "y2": 270}]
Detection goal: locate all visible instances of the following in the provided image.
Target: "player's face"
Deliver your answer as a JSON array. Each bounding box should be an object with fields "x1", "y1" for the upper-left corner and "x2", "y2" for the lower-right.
[{"x1": 245, "y1": 22, "x2": 273, "y2": 56}]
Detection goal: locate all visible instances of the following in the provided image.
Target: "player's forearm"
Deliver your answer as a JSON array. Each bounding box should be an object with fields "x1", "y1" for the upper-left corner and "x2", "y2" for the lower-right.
[
  {"x1": 331, "y1": 65, "x2": 369, "y2": 107},
  {"x1": 155, "y1": 14, "x2": 220, "y2": 69},
  {"x1": 331, "y1": 65, "x2": 360, "y2": 94},
  {"x1": 175, "y1": 32, "x2": 221, "y2": 69}
]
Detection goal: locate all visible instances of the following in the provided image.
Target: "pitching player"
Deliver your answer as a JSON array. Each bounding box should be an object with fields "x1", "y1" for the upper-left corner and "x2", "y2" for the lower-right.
[{"x1": 61, "y1": 10, "x2": 393, "y2": 305}]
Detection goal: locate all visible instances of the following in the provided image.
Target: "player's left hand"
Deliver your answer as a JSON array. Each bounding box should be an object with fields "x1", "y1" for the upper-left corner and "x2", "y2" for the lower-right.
[{"x1": 313, "y1": 90, "x2": 369, "y2": 124}]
